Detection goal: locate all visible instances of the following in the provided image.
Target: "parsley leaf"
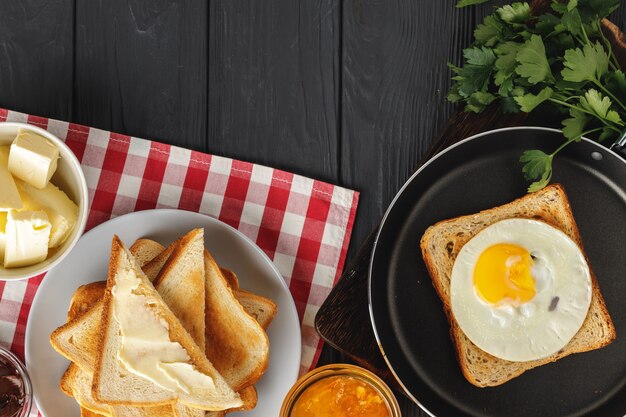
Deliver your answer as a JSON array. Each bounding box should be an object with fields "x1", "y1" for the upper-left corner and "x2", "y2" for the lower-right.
[
  {"x1": 552, "y1": 2, "x2": 569, "y2": 13},
  {"x1": 578, "y1": 0, "x2": 620, "y2": 21},
  {"x1": 475, "y1": 15, "x2": 503, "y2": 47},
  {"x1": 454, "y1": 47, "x2": 497, "y2": 97},
  {"x1": 456, "y1": 0, "x2": 489, "y2": 7},
  {"x1": 465, "y1": 91, "x2": 497, "y2": 113},
  {"x1": 562, "y1": 108, "x2": 589, "y2": 140},
  {"x1": 561, "y1": 42, "x2": 609, "y2": 83},
  {"x1": 515, "y1": 35, "x2": 554, "y2": 84},
  {"x1": 579, "y1": 89, "x2": 623, "y2": 124},
  {"x1": 514, "y1": 87, "x2": 553, "y2": 112},
  {"x1": 501, "y1": 96, "x2": 521, "y2": 113},
  {"x1": 605, "y1": 70, "x2": 626, "y2": 103},
  {"x1": 497, "y1": 2, "x2": 531, "y2": 24},
  {"x1": 494, "y1": 42, "x2": 521, "y2": 93},
  {"x1": 598, "y1": 126, "x2": 616, "y2": 142},
  {"x1": 560, "y1": 8, "x2": 582, "y2": 36},
  {"x1": 520, "y1": 150, "x2": 553, "y2": 192},
  {"x1": 465, "y1": 45, "x2": 497, "y2": 66}
]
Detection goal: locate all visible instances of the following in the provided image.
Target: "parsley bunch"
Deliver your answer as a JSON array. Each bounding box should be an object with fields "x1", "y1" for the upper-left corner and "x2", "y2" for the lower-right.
[{"x1": 449, "y1": 0, "x2": 624, "y2": 191}]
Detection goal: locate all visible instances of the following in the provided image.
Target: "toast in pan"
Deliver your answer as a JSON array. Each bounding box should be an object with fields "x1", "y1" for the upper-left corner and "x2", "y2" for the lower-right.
[{"x1": 420, "y1": 184, "x2": 616, "y2": 387}]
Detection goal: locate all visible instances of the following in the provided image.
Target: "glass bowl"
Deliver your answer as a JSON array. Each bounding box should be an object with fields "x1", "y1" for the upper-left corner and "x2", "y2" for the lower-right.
[
  {"x1": 280, "y1": 363, "x2": 401, "y2": 417},
  {"x1": 0, "y1": 345, "x2": 32, "y2": 417}
]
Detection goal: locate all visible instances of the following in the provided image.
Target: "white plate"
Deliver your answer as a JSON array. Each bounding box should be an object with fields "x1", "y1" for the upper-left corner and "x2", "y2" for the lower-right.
[{"x1": 25, "y1": 209, "x2": 301, "y2": 417}]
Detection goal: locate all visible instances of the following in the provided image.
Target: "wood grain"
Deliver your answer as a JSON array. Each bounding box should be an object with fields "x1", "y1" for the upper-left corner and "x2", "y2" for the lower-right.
[
  {"x1": 0, "y1": 0, "x2": 73, "y2": 119},
  {"x1": 208, "y1": 0, "x2": 340, "y2": 181},
  {"x1": 340, "y1": 0, "x2": 511, "y2": 262},
  {"x1": 74, "y1": 0, "x2": 208, "y2": 149}
]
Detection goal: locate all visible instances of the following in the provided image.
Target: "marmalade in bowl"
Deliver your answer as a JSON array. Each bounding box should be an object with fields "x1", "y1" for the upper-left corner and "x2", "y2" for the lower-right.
[{"x1": 290, "y1": 375, "x2": 390, "y2": 417}]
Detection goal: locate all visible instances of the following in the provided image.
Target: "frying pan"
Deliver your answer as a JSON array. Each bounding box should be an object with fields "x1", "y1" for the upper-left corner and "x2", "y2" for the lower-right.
[{"x1": 369, "y1": 127, "x2": 626, "y2": 417}]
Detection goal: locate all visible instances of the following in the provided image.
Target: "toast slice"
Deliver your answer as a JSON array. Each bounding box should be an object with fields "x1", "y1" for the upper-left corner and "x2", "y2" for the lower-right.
[
  {"x1": 142, "y1": 239, "x2": 179, "y2": 281},
  {"x1": 92, "y1": 236, "x2": 241, "y2": 410},
  {"x1": 60, "y1": 281, "x2": 176, "y2": 417},
  {"x1": 219, "y1": 268, "x2": 239, "y2": 291},
  {"x1": 67, "y1": 282, "x2": 107, "y2": 321},
  {"x1": 129, "y1": 239, "x2": 166, "y2": 268},
  {"x1": 420, "y1": 184, "x2": 616, "y2": 387},
  {"x1": 153, "y1": 229, "x2": 206, "y2": 351},
  {"x1": 51, "y1": 299, "x2": 104, "y2": 371},
  {"x1": 81, "y1": 408, "x2": 107, "y2": 417},
  {"x1": 56, "y1": 241, "x2": 209, "y2": 416},
  {"x1": 203, "y1": 249, "x2": 269, "y2": 391},
  {"x1": 233, "y1": 290, "x2": 277, "y2": 330}
]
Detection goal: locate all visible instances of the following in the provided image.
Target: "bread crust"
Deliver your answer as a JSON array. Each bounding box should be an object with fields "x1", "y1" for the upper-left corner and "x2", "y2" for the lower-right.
[{"x1": 420, "y1": 184, "x2": 616, "y2": 387}]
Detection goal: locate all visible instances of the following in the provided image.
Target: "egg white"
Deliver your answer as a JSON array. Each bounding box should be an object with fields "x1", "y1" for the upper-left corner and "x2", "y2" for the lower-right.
[{"x1": 450, "y1": 218, "x2": 592, "y2": 362}]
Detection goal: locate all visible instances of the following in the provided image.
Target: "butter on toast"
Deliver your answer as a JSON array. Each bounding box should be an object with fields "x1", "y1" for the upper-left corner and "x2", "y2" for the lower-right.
[
  {"x1": 92, "y1": 236, "x2": 242, "y2": 410},
  {"x1": 59, "y1": 271, "x2": 175, "y2": 417},
  {"x1": 420, "y1": 184, "x2": 616, "y2": 387}
]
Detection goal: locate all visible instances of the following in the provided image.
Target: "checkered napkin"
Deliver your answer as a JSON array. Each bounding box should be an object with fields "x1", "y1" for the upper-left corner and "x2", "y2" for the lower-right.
[{"x1": 0, "y1": 108, "x2": 358, "y2": 381}]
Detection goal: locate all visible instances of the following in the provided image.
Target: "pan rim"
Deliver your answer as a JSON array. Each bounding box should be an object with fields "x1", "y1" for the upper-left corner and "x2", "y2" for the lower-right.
[{"x1": 367, "y1": 125, "x2": 626, "y2": 417}]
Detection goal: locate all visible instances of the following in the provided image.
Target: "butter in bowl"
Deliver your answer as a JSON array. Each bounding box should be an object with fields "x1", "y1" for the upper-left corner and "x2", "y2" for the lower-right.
[{"x1": 0, "y1": 122, "x2": 88, "y2": 280}]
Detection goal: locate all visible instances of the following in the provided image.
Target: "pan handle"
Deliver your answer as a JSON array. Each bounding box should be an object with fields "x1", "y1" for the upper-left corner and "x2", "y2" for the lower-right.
[{"x1": 609, "y1": 131, "x2": 626, "y2": 160}]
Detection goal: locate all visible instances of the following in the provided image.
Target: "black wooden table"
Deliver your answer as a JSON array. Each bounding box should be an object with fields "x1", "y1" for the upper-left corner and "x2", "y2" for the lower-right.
[{"x1": 1, "y1": 2, "x2": 625, "y2": 416}]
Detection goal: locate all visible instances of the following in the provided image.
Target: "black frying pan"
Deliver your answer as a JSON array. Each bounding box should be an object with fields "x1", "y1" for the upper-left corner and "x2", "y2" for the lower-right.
[{"x1": 369, "y1": 127, "x2": 626, "y2": 417}]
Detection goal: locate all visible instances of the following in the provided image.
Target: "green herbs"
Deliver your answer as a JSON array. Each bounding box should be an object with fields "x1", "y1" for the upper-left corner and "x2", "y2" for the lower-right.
[{"x1": 450, "y1": 0, "x2": 624, "y2": 191}]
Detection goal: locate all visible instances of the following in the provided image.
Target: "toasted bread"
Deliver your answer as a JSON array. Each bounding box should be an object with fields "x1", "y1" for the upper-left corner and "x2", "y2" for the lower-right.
[
  {"x1": 61, "y1": 363, "x2": 112, "y2": 416},
  {"x1": 141, "y1": 239, "x2": 179, "y2": 281},
  {"x1": 420, "y1": 184, "x2": 616, "y2": 387},
  {"x1": 219, "y1": 268, "x2": 239, "y2": 291},
  {"x1": 129, "y1": 239, "x2": 166, "y2": 267},
  {"x1": 233, "y1": 290, "x2": 277, "y2": 330},
  {"x1": 153, "y1": 229, "x2": 206, "y2": 351},
  {"x1": 92, "y1": 236, "x2": 241, "y2": 410},
  {"x1": 53, "y1": 236, "x2": 266, "y2": 414},
  {"x1": 67, "y1": 282, "x2": 107, "y2": 321},
  {"x1": 51, "y1": 299, "x2": 103, "y2": 371},
  {"x1": 203, "y1": 250, "x2": 269, "y2": 391},
  {"x1": 81, "y1": 407, "x2": 107, "y2": 417},
  {"x1": 57, "y1": 243, "x2": 205, "y2": 417}
]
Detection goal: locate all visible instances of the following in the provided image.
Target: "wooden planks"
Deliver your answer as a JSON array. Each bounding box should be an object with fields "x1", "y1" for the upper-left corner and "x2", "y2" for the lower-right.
[
  {"x1": 208, "y1": 0, "x2": 340, "y2": 181},
  {"x1": 0, "y1": 0, "x2": 74, "y2": 120},
  {"x1": 340, "y1": 0, "x2": 507, "y2": 260},
  {"x1": 74, "y1": 0, "x2": 208, "y2": 149}
]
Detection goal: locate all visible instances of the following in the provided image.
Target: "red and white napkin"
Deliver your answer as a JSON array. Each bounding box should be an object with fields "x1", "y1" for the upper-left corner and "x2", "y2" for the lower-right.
[{"x1": 0, "y1": 108, "x2": 358, "y2": 412}]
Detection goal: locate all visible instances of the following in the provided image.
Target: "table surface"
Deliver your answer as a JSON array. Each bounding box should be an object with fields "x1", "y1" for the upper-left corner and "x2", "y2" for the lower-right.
[{"x1": 1, "y1": 1, "x2": 625, "y2": 416}]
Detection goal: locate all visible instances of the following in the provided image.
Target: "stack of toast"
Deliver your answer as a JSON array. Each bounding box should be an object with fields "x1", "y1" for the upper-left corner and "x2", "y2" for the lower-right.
[{"x1": 50, "y1": 228, "x2": 277, "y2": 416}]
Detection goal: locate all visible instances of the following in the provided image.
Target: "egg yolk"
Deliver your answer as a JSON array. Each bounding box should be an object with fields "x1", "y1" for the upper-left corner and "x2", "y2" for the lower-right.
[{"x1": 473, "y1": 243, "x2": 536, "y2": 306}]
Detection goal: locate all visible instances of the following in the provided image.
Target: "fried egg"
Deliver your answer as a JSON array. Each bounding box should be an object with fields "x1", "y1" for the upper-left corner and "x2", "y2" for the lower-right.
[{"x1": 450, "y1": 218, "x2": 592, "y2": 362}]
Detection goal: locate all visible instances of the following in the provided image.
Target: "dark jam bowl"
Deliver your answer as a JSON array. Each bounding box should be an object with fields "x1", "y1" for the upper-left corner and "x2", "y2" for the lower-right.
[{"x1": 0, "y1": 346, "x2": 32, "y2": 417}]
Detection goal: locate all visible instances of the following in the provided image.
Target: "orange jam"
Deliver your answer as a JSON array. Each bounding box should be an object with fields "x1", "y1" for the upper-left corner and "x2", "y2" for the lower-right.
[{"x1": 290, "y1": 375, "x2": 390, "y2": 417}]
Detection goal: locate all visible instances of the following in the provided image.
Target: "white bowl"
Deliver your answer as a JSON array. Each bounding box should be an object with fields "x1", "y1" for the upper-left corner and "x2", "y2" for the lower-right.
[{"x1": 0, "y1": 122, "x2": 88, "y2": 280}]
